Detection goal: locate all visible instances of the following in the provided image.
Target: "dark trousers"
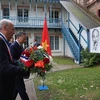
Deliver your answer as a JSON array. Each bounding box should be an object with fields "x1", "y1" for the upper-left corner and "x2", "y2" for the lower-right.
[{"x1": 13, "y1": 78, "x2": 29, "y2": 100}]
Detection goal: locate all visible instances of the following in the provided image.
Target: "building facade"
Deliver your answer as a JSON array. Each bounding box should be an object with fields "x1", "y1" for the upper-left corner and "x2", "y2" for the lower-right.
[
  {"x1": 1, "y1": 0, "x2": 99, "y2": 63},
  {"x1": 87, "y1": 0, "x2": 100, "y2": 17},
  {"x1": 0, "y1": 0, "x2": 66, "y2": 56},
  {"x1": 73, "y1": 0, "x2": 100, "y2": 17}
]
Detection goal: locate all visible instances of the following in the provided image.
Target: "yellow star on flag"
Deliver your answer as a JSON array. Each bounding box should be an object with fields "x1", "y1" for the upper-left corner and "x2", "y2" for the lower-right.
[{"x1": 42, "y1": 40, "x2": 49, "y2": 50}]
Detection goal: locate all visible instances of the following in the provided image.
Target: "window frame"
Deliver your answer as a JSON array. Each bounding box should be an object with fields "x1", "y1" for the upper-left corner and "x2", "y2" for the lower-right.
[
  {"x1": 34, "y1": 35, "x2": 60, "y2": 51},
  {"x1": 17, "y1": 8, "x2": 29, "y2": 22},
  {"x1": 49, "y1": 9, "x2": 59, "y2": 23},
  {"x1": 3, "y1": 8, "x2": 9, "y2": 19}
]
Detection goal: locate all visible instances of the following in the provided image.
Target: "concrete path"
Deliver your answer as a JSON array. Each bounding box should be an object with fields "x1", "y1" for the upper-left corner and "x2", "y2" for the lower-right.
[
  {"x1": 16, "y1": 74, "x2": 37, "y2": 100},
  {"x1": 16, "y1": 62, "x2": 80, "y2": 100}
]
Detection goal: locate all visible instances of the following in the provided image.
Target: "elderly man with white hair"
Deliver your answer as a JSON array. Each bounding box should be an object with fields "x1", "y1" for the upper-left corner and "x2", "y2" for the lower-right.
[{"x1": 0, "y1": 19, "x2": 29, "y2": 100}]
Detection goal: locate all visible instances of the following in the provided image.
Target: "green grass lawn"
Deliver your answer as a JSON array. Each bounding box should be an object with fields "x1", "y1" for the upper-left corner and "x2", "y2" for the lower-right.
[
  {"x1": 53, "y1": 57, "x2": 76, "y2": 65},
  {"x1": 33, "y1": 57, "x2": 100, "y2": 100}
]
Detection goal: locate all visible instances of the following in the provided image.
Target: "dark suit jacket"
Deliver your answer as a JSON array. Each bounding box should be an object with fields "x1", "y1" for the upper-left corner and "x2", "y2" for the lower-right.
[
  {"x1": 10, "y1": 41, "x2": 23, "y2": 61},
  {"x1": 0, "y1": 38, "x2": 26, "y2": 100},
  {"x1": 10, "y1": 41, "x2": 30, "y2": 79}
]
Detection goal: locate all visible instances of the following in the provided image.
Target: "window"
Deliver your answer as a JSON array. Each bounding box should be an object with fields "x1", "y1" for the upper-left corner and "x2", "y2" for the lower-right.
[
  {"x1": 17, "y1": 9, "x2": 28, "y2": 22},
  {"x1": 3, "y1": 8, "x2": 9, "y2": 19},
  {"x1": 35, "y1": 35, "x2": 59, "y2": 50},
  {"x1": 55, "y1": 11, "x2": 59, "y2": 23},
  {"x1": 50, "y1": 36, "x2": 59, "y2": 50},
  {"x1": 35, "y1": 36, "x2": 41, "y2": 44},
  {"x1": 49, "y1": 10, "x2": 59, "y2": 23}
]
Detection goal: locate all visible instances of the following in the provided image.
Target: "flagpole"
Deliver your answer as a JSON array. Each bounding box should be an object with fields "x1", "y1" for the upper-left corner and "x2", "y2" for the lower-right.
[
  {"x1": 45, "y1": 12, "x2": 46, "y2": 19},
  {"x1": 38, "y1": 2, "x2": 52, "y2": 90}
]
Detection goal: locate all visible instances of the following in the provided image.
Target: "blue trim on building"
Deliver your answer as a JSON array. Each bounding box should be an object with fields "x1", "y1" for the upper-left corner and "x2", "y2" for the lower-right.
[
  {"x1": 78, "y1": 26, "x2": 83, "y2": 63},
  {"x1": 2, "y1": 17, "x2": 61, "y2": 28},
  {"x1": 87, "y1": 29, "x2": 90, "y2": 51}
]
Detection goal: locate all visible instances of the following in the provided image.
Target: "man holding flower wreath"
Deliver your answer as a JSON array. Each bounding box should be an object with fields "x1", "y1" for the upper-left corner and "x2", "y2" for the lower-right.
[
  {"x1": 10, "y1": 31, "x2": 30, "y2": 100},
  {"x1": 0, "y1": 19, "x2": 29, "y2": 100}
]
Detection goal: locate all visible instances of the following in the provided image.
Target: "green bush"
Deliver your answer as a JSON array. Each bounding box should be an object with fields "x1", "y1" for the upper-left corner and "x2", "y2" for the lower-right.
[{"x1": 81, "y1": 48, "x2": 100, "y2": 67}]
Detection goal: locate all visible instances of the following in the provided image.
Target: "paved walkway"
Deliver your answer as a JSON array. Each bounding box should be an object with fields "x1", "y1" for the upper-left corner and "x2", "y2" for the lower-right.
[{"x1": 16, "y1": 62, "x2": 80, "y2": 100}]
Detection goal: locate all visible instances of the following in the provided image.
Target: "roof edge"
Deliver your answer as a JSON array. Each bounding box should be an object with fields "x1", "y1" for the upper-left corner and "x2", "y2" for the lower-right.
[{"x1": 70, "y1": 0, "x2": 100, "y2": 26}]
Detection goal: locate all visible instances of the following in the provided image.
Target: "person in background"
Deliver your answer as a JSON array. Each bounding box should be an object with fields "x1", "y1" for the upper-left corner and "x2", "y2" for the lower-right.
[
  {"x1": 33, "y1": 38, "x2": 40, "y2": 47},
  {"x1": 9, "y1": 37, "x2": 14, "y2": 46},
  {"x1": 10, "y1": 31, "x2": 30, "y2": 100},
  {"x1": 0, "y1": 19, "x2": 29, "y2": 100}
]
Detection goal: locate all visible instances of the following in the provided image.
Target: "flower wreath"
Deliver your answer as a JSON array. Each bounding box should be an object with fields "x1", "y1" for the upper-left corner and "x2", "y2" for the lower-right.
[{"x1": 19, "y1": 45, "x2": 53, "y2": 78}]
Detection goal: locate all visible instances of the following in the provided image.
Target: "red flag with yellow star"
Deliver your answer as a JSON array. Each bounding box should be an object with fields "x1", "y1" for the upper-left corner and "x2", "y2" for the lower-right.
[{"x1": 41, "y1": 18, "x2": 52, "y2": 56}]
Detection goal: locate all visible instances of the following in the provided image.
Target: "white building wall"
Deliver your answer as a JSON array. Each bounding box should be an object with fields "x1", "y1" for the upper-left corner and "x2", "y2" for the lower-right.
[
  {"x1": 62, "y1": 7, "x2": 67, "y2": 25},
  {"x1": 61, "y1": 7, "x2": 74, "y2": 58},
  {"x1": 1, "y1": 0, "x2": 88, "y2": 58},
  {"x1": 0, "y1": 0, "x2": 63, "y2": 57},
  {"x1": 70, "y1": 14, "x2": 79, "y2": 40},
  {"x1": 65, "y1": 40, "x2": 74, "y2": 58},
  {"x1": 80, "y1": 30, "x2": 88, "y2": 49},
  {"x1": 61, "y1": 7, "x2": 88, "y2": 59},
  {"x1": 69, "y1": 13, "x2": 88, "y2": 49}
]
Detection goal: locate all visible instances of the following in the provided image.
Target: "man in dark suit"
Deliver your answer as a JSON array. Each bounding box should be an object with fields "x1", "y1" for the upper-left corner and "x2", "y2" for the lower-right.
[
  {"x1": 0, "y1": 19, "x2": 29, "y2": 100},
  {"x1": 33, "y1": 38, "x2": 40, "y2": 47},
  {"x1": 10, "y1": 31, "x2": 30, "y2": 100}
]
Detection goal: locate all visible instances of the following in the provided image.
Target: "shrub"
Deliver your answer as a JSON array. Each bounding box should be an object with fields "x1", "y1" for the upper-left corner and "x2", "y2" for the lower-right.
[{"x1": 81, "y1": 48, "x2": 100, "y2": 67}]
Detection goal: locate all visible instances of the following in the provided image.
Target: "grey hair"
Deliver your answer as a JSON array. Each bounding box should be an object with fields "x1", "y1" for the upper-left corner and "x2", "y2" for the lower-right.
[{"x1": 0, "y1": 19, "x2": 13, "y2": 30}]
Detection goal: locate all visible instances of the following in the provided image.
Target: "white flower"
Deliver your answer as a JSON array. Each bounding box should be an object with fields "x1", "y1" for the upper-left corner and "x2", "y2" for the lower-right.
[
  {"x1": 37, "y1": 45, "x2": 43, "y2": 49},
  {"x1": 49, "y1": 55, "x2": 53, "y2": 62}
]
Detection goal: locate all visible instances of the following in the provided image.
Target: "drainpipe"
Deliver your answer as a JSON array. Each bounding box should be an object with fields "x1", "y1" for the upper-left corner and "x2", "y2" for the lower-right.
[
  {"x1": 63, "y1": 36, "x2": 65, "y2": 56},
  {"x1": 78, "y1": 27, "x2": 81, "y2": 64},
  {"x1": 78, "y1": 26, "x2": 83, "y2": 64},
  {"x1": 60, "y1": 2, "x2": 65, "y2": 56},
  {"x1": 87, "y1": 29, "x2": 90, "y2": 51}
]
